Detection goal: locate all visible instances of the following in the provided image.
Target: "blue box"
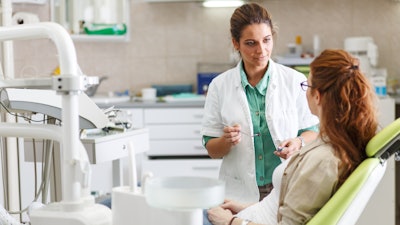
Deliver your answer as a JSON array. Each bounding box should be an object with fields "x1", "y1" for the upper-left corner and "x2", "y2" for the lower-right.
[
  {"x1": 197, "y1": 73, "x2": 220, "y2": 95},
  {"x1": 151, "y1": 84, "x2": 193, "y2": 97}
]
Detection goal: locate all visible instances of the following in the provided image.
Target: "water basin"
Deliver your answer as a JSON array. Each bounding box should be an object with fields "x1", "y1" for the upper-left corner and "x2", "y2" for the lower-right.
[{"x1": 145, "y1": 176, "x2": 225, "y2": 210}]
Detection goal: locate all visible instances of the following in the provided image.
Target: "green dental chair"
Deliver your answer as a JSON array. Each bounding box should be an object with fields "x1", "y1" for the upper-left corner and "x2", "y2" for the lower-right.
[{"x1": 307, "y1": 118, "x2": 400, "y2": 225}]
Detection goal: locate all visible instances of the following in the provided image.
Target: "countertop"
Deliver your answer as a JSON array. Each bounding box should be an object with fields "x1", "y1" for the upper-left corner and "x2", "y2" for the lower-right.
[
  {"x1": 94, "y1": 95, "x2": 399, "y2": 109},
  {"x1": 95, "y1": 99, "x2": 205, "y2": 109}
]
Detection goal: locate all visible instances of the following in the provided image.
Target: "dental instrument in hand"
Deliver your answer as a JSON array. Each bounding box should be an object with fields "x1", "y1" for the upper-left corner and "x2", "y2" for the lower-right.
[{"x1": 222, "y1": 123, "x2": 261, "y2": 137}]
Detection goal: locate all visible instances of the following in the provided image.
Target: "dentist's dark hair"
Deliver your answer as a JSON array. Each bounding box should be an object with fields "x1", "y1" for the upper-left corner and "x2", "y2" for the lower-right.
[
  {"x1": 310, "y1": 49, "x2": 378, "y2": 186},
  {"x1": 230, "y1": 3, "x2": 276, "y2": 43}
]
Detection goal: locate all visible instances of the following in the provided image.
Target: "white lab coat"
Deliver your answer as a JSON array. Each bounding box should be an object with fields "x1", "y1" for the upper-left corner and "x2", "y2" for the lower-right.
[{"x1": 201, "y1": 60, "x2": 319, "y2": 203}]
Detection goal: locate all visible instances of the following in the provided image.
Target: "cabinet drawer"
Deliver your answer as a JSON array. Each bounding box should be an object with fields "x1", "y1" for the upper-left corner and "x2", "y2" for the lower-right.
[
  {"x1": 24, "y1": 128, "x2": 149, "y2": 164},
  {"x1": 148, "y1": 140, "x2": 207, "y2": 156},
  {"x1": 126, "y1": 108, "x2": 144, "y2": 128},
  {"x1": 144, "y1": 108, "x2": 203, "y2": 124},
  {"x1": 147, "y1": 124, "x2": 201, "y2": 139},
  {"x1": 142, "y1": 158, "x2": 222, "y2": 179},
  {"x1": 82, "y1": 128, "x2": 149, "y2": 164}
]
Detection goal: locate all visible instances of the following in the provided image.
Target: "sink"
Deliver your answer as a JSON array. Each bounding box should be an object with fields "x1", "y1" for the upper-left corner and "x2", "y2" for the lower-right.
[
  {"x1": 90, "y1": 95, "x2": 130, "y2": 104},
  {"x1": 145, "y1": 176, "x2": 225, "y2": 210}
]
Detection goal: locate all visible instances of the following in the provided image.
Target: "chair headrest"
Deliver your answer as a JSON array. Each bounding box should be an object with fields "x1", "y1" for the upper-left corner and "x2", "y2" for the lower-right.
[{"x1": 366, "y1": 118, "x2": 400, "y2": 159}]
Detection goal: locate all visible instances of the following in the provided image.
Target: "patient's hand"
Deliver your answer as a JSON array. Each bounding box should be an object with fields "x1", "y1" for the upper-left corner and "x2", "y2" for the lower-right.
[
  {"x1": 220, "y1": 199, "x2": 252, "y2": 214},
  {"x1": 207, "y1": 206, "x2": 233, "y2": 225}
]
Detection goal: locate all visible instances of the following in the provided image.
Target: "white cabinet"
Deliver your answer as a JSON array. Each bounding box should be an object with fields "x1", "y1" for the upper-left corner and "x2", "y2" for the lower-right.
[
  {"x1": 144, "y1": 108, "x2": 203, "y2": 124},
  {"x1": 140, "y1": 107, "x2": 221, "y2": 178},
  {"x1": 81, "y1": 128, "x2": 149, "y2": 164},
  {"x1": 144, "y1": 108, "x2": 207, "y2": 157},
  {"x1": 114, "y1": 105, "x2": 220, "y2": 184},
  {"x1": 124, "y1": 108, "x2": 145, "y2": 128}
]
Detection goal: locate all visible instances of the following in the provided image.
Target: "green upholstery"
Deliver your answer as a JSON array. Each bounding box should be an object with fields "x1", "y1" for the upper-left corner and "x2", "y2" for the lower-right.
[
  {"x1": 366, "y1": 118, "x2": 400, "y2": 158},
  {"x1": 306, "y1": 118, "x2": 400, "y2": 225},
  {"x1": 306, "y1": 158, "x2": 380, "y2": 225}
]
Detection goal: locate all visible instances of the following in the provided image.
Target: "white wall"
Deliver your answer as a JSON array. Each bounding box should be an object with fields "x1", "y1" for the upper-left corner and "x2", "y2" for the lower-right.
[{"x1": 10, "y1": 0, "x2": 400, "y2": 95}]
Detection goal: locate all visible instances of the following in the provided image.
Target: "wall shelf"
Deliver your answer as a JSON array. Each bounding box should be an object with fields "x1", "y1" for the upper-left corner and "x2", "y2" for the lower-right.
[
  {"x1": 50, "y1": 0, "x2": 130, "y2": 42},
  {"x1": 274, "y1": 56, "x2": 314, "y2": 66},
  {"x1": 70, "y1": 34, "x2": 129, "y2": 42}
]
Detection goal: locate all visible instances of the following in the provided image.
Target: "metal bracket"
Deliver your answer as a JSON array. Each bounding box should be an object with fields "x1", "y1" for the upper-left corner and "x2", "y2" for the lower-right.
[{"x1": 52, "y1": 75, "x2": 98, "y2": 93}]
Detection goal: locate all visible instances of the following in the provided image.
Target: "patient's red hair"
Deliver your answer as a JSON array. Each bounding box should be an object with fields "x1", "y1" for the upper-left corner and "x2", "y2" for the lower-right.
[{"x1": 310, "y1": 49, "x2": 379, "y2": 186}]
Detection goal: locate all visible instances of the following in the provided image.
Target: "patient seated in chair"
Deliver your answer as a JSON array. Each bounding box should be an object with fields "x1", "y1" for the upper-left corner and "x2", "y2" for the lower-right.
[{"x1": 206, "y1": 49, "x2": 380, "y2": 225}]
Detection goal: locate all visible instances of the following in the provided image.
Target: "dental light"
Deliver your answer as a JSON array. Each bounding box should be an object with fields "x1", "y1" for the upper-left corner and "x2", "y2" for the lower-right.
[
  {"x1": 202, "y1": 0, "x2": 245, "y2": 8},
  {"x1": 0, "y1": 88, "x2": 109, "y2": 129},
  {"x1": 0, "y1": 88, "x2": 108, "y2": 129}
]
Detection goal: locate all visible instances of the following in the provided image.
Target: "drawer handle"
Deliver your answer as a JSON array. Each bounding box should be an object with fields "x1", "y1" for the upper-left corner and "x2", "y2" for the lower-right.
[
  {"x1": 192, "y1": 166, "x2": 219, "y2": 171},
  {"x1": 193, "y1": 114, "x2": 203, "y2": 119},
  {"x1": 194, "y1": 146, "x2": 205, "y2": 150}
]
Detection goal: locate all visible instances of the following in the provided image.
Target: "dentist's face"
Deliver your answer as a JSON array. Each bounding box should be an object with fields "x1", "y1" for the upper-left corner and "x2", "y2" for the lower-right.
[{"x1": 232, "y1": 23, "x2": 273, "y2": 69}]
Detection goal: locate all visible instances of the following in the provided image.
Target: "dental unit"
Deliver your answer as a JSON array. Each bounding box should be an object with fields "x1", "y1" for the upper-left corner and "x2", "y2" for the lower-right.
[
  {"x1": 0, "y1": 19, "x2": 224, "y2": 225},
  {"x1": 0, "y1": 22, "x2": 113, "y2": 225}
]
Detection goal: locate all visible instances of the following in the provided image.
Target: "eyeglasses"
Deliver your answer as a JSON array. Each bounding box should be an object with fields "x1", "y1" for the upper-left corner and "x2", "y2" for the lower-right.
[{"x1": 300, "y1": 81, "x2": 314, "y2": 91}]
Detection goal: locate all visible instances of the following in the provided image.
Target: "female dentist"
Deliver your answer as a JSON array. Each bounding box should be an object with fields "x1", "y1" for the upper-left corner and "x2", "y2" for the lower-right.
[{"x1": 201, "y1": 2, "x2": 319, "y2": 204}]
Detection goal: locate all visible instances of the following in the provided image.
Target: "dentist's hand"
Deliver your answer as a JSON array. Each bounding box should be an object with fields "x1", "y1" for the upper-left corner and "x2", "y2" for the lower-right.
[
  {"x1": 274, "y1": 137, "x2": 302, "y2": 159},
  {"x1": 223, "y1": 124, "x2": 242, "y2": 146},
  {"x1": 204, "y1": 124, "x2": 244, "y2": 158}
]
